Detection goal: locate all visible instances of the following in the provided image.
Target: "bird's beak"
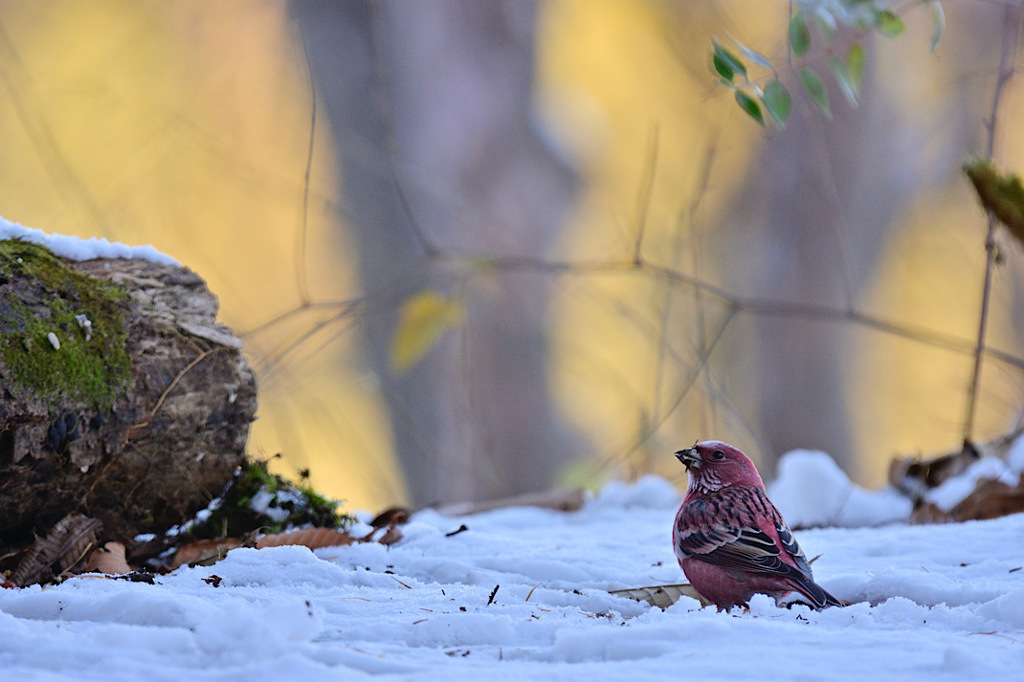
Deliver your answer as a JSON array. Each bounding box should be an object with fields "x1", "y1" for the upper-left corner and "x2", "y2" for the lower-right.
[{"x1": 675, "y1": 447, "x2": 701, "y2": 470}]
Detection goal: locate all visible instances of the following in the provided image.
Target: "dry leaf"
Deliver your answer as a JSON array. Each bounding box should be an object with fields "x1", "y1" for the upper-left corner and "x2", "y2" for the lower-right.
[
  {"x1": 85, "y1": 542, "x2": 131, "y2": 575},
  {"x1": 891, "y1": 432, "x2": 1024, "y2": 523},
  {"x1": 256, "y1": 527, "x2": 357, "y2": 550},
  {"x1": 170, "y1": 538, "x2": 244, "y2": 570},
  {"x1": 889, "y1": 442, "x2": 980, "y2": 500},
  {"x1": 609, "y1": 583, "x2": 708, "y2": 609},
  {"x1": 949, "y1": 478, "x2": 1024, "y2": 522},
  {"x1": 909, "y1": 501, "x2": 948, "y2": 524},
  {"x1": 374, "y1": 526, "x2": 404, "y2": 546},
  {"x1": 370, "y1": 507, "x2": 411, "y2": 528},
  {"x1": 10, "y1": 513, "x2": 103, "y2": 586},
  {"x1": 171, "y1": 522, "x2": 396, "y2": 571}
]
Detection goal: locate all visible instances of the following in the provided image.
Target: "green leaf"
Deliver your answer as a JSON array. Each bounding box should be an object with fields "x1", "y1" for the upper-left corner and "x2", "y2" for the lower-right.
[
  {"x1": 712, "y1": 52, "x2": 734, "y2": 82},
  {"x1": 735, "y1": 90, "x2": 764, "y2": 125},
  {"x1": 829, "y1": 56, "x2": 857, "y2": 105},
  {"x1": 390, "y1": 290, "x2": 465, "y2": 374},
  {"x1": 875, "y1": 9, "x2": 905, "y2": 38},
  {"x1": 847, "y1": 43, "x2": 866, "y2": 91},
  {"x1": 762, "y1": 80, "x2": 792, "y2": 126},
  {"x1": 789, "y1": 10, "x2": 811, "y2": 57},
  {"x1": 929, "y1": 0, "x2": 945, "y2": 53},
  {"x1": 800, "y1": 67, "x2": 830, "y2": 116},
  {"x1": 963, "y1": 158, "x2": 1024, "y2": 247},
  {"x1": 712, "y1": 40, "x2": 746, "y2": 83}
]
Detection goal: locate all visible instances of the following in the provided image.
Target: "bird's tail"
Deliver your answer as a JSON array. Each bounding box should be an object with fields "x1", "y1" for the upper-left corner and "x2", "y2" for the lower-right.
[{"x1": 788, "y1": 578, "x2": 845, "y2": 610}]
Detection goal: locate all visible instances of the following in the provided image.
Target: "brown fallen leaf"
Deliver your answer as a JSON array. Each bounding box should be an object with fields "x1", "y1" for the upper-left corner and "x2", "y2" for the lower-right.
[
  {"x1": 889, "y1": 441, "x2": 980, "y2": 501},
  {"x1": 256, "y1": 527, "x2": 357, "y2": 550},
  {"x1": 10, "y1": 513, "x2": 103, "y2": 586},
  {"x1": 370, "y1": 507, "x2": 411, "y2": 529},
  {"x1": 85, "y1": 542, "x2": 131, "y2": 575},
  {"x1": 170, "y1": 538, "x2": 244, "y2": 570},
  {"x1": 169, "y1": 521, "x2": 397, "y2": 571},
  {"x1": 948, "y1": 477, "x2": 1024, "y2": 522},
  {"x1": 889, "y1": 430, "x2": 1023, "y2": 502},
  {"x1": 374, "y1": 526, "x2": 404, "y2": 546}
]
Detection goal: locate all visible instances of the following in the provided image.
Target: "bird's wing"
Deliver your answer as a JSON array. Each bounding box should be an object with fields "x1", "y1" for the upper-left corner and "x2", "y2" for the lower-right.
[
  {"x1": 676, "y1": 522, "x2": 797, "y2": 576},
  {"x1": 675, "y1": 487, "x2": 812, "y2": 580}
]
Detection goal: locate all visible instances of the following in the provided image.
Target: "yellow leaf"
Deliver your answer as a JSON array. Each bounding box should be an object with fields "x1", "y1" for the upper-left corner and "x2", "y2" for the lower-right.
[{"x1": 390, "y1": 290, "x2": 464, "y2": 374}]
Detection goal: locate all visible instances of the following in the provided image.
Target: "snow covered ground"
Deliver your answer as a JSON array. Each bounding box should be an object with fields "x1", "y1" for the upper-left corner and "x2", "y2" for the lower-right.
[
  {"x1": 2, "y1": 222, "x2": 1022, "y2": 678},
  {"x1": 2, "y1": 475, "x2": 1023, "y2": 681}
]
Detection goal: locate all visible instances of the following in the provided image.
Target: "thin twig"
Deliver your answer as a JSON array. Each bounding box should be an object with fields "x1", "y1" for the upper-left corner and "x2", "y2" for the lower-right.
[
  {"x1": 963, "y1": 3, "x2": 1023, "y2": 443},
  {"x1": 598, "y1": 306, "x2": 736, "y2": 471},
  {"x1": 652, "y1": 143, "x2": 717, "y2": 435},
  {"x1": 250, "y1": 237, "x2": 1024, "y2": 408},
  {"x1": 241, "y1": 299, "x2": 362, "y2": 339},
  {"x1": 296, "y1": 34, "x2": 318, "y2": 305},
  {"x1": 125, "y1": 346, "x2": 213, "y2": 440},
  {"x1": 684, "y1": 144, "x2": 718, "y2": 434},
  {"x1": 632, "y1": 124, "x2": 659, "y2": 265}
]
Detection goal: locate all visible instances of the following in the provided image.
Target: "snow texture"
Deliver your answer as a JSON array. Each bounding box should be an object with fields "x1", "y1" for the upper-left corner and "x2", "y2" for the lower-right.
[
  {"x1": 925, "y1": 456, "x2": 1021, "y2": 512},
  {"x1": 0, "y1": 215, "x2": 178, "y2": 265},
  {"x1": 1008, "y1": 436, "x2": 1024, "y2": 474},
  {"x1": 769, "y1": 449, "x2": 913, "y2": 528},
  {"x1": 2, "y1": 474, "x2": 1023, "y2": 681},
  {"x1": 769, "y1": 435, "x2": 1024, "y2": 527}
]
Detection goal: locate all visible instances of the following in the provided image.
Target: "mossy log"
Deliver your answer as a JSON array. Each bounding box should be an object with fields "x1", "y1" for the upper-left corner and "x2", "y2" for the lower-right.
[{"x1": 0, "y1": 241, "x2": 257, "y2": 548}]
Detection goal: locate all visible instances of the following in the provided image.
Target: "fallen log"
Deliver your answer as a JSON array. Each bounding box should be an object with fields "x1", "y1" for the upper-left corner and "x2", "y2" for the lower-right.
[{"x1": 0, "y1": 238, "x2": 257, "y2": 551}]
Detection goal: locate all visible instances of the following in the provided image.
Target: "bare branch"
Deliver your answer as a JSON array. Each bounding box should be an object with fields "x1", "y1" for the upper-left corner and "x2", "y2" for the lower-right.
[
  {"x1": 295, "y1": 33, "x2": 318, "y2": 305},
  {"x1": 631, "y1": 124, "x2": 659, "y2": 265},
  {"x1": 963, "y1": 3, "x2": 1024, "y2": 442}
]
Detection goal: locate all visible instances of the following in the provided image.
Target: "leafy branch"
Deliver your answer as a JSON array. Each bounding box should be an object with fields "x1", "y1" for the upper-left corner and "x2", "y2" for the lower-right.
[
  {"x1": 711, "y1": 0, "x2": 943, "y2": 127},
  {"x1": 713, "y1": 0, "x2": 1024, "y2": 447}
]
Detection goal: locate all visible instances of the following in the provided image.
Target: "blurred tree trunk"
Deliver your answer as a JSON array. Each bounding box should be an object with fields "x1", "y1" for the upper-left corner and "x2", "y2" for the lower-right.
[{"x1": 292, "y1": 0, "x2": 579, "y2": 505}]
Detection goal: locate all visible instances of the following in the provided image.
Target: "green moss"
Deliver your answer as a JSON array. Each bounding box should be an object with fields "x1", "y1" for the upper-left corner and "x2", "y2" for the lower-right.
[
  {"x1": 194, "y1": 459, "x2": 351, "y2": 538},
  {"x1": 0, "y1": 239, "x2": 131, "y2": 409}
]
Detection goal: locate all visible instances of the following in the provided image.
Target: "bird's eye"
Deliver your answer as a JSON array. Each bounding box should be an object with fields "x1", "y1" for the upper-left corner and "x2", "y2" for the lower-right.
[{"x1": 712, "y1": 450, "x2": 725, "y2": 460}]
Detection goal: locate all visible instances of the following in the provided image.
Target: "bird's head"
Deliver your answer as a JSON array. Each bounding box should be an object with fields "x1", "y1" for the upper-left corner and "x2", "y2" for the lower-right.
[{"x1": 675, "y1": 440, "x2": 765, "y2": 494}]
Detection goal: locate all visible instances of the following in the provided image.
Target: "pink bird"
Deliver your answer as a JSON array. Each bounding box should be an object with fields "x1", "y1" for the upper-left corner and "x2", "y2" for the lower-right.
[{"x1": 673, "y1": 440, "x2": 842, "y2": 611}]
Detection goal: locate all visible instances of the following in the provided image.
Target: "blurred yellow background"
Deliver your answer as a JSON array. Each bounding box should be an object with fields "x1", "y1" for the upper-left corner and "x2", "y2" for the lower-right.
[{"x1": 1, "y1": 0, "x2": 1022, "y2": 511}]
